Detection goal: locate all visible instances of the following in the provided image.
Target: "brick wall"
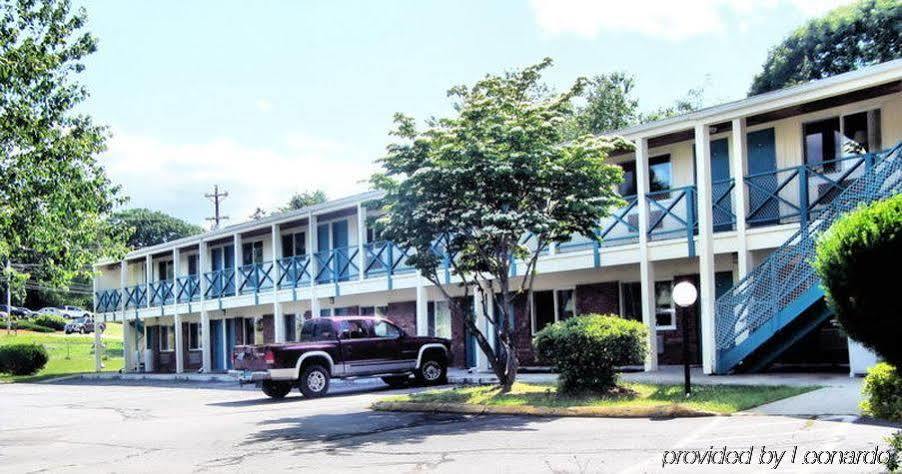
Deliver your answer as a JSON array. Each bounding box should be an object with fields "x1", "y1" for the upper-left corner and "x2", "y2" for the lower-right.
[
  {"x1": 575, "y1": 282, "x2": 620, "y2": 316},
  {"x1": 386, "y1": 301, "x2": 417, "y2": 336},
  {"x1": 657, "y1": 274, "x2": 701, "y2": 365}
]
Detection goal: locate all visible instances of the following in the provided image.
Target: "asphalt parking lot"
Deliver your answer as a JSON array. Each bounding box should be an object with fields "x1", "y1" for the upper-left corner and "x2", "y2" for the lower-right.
[{"x1": 0, "y1": 379, "x2": 898, "y2": 473}]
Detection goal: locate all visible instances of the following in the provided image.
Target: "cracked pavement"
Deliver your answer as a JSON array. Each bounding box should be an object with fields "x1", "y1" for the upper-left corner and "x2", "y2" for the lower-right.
[{"x1": 0, "y1": 379, "x2": 898, "y2": 473}]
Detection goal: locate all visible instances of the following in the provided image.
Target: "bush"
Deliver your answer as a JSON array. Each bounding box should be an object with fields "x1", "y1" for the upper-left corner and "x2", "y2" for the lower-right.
[
  {"x1": 0, "y1": 318, "x2": 54, "y2": 333},
  {"x1": 814, "y1": 194, "x2": 902, "y2": 366},
  {"x1": 534, "y1": 314, "x2": 647, "y2": 394},
  {"x1": 31, "y1": 314, "x2": 68, "y2": 331},
  {"x1": 861, "y1": 362, "x2": 902, "y2": 422},
  {"x1": 0, "y1": 344, "x2": 49, "y2": 376}
]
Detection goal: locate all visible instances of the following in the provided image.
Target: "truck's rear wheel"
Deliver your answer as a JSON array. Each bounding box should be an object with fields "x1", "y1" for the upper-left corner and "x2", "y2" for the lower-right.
[
  {"x1": 261, "y1": 380, "x2": 292, "y2": 399},
  {"x1": 415, "y1": 359, "x2": 447, "y2": 386},
  {"x1": 299, "y1": 364, "x2": 330, "y2": 398}
]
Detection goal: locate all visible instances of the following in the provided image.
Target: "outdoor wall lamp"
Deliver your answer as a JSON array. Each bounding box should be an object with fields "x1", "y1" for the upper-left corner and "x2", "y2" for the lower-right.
[{"x1": 673, "y1": 280, "x2": 698, "y2": 397}]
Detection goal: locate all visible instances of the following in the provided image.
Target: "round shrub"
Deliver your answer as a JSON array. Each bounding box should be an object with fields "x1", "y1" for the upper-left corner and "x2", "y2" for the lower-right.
[
  {"x1": 861, "y1": 362, "x2": 902, "y2": 422},
  {"x1": 814, "y1": 194, "x2": 902, "y2": 367},
  {"x1": 0, "y1": 344, "x2": 49, "y2": 376},
  {"x1": 31, "y1": 314, "x2": 68, "y2": 331},
  {"x1": 534, "y1": 314, "x2": 647, "y2": 394}
]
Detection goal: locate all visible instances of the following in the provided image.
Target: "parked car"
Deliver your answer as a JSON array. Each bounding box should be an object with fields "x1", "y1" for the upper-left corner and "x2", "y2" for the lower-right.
[
  {"x1": 37, "y1": 307, "x2": 69, "y2": 318},
  {"x1": 0, "y1": 305, "x2": 29, "y2": 318},
  {"x1": 60, "y1": 306, "x2": 91, "y2": 319},
  {"x1": 229, "y1": 316, "x2": 452, "y2": 399},
  {"x1": 64, "y1": 316, "x2": 104, "y2": 334}
]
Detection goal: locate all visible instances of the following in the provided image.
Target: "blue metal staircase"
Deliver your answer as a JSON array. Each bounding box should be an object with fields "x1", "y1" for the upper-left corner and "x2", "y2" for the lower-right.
[{"x1": 714, "y1": 143, "x2": 902, "y2": 374}]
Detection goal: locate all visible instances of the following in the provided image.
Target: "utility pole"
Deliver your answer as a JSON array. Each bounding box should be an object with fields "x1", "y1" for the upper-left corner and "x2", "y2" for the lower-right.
[
  {"x1": 205, "y1": 185, "x2": 229, "y2": 230},
  {"x1": 5, "y1": 259, "x2": 11, "y2": 335}
]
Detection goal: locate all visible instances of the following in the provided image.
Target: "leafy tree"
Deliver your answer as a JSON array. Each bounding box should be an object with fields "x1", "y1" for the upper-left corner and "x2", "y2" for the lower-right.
[
  {"x1": 640, "y1": 86, "x2": 706, "y2": 122},
  {"x1": 749, "y1": 0, "x2": 902, "y2": 95},
  {"x1": 109, "y1": 208, "x2": 203, "y2": 249},
  {"x1": 0, "y1": 0, "x2": 127, "y2": 296},
  {"x1": 373, "y1": 58, "x2": 629, "y2": 390},
  {"x1": 568, "y1": 72, "x2": 639, "y2": 136},
  {"x1": 249, "y1": 207, "x2": 267, "y2": 220},
  {"x1": 282, "y1": 190, "x2": 327, "y2": 211}
]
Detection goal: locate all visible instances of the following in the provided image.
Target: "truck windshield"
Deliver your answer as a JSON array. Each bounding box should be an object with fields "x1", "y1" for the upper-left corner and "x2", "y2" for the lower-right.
[{"x1": 299, "y1": 319, "x2": 335, "y2": 341}]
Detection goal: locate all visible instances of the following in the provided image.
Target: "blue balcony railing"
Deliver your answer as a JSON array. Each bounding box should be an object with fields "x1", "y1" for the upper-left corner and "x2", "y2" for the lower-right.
[
  {"x1": 149, "y1": 280, "x2": 175, "y2": 306},
  {"x1": 364, "y1": 241, "x2": 415, "y2": 279},
  {"x1": 745, "y1": 152, "x2": 877, "y2": 228},
  {"x1": 176, "y1": 275, "x2": 200, "y2": 303},
  {"x1": 315, "y1": 246, "x2": 360, "y2": 284},
  {"x1": 277, "y1": 255, "x2": 312, "y2": 289},
  {"x1": 204, "y1": 268, "x2": 235, "y2": 299},
  {"x1": 94, "y1": 289, "x2": 121, "y2": 313},
  {"x1": 711, "y1": 178, "x2": 736, "y2": 232},
  {"x1": 647, "y1": 186, "x2": 697, "y2": 255},
  {"x1": 238, "y1": 262, "x2": 274, "y2": 294},
  {"x1": 124, "y1": 284, "x2": 147, "y2": 309}
]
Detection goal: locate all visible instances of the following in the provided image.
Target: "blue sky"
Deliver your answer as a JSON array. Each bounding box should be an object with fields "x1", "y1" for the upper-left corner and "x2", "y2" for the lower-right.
[{"x1": 76, "y1": 0, "x2": 852, "y2": 227}]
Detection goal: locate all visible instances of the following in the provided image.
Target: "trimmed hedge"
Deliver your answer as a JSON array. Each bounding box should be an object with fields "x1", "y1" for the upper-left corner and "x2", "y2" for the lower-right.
[
  {"x1": 0, "y1": 318, "x2": 55, "y2": 333},
  {"x1": 31, "y1": 314, "x2": 68, "y2": 331},
  {"x1": 534, "y1": 314, "x2": 647, "y2": 394},
  {"x1": 0, "y1": 344, "x2": 49, "y2": 376},
  {"x1": 814, "y1": 194, "x2": 902, "y2": 366},
  {"x1": 861, "y1": 363, "x2": 902, "y2": 422}
]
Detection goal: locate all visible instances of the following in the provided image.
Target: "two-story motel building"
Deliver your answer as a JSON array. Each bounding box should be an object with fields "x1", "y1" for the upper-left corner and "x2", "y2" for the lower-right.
[{"x1": 93, "y1": 60, "x2": 902, "y2": 376}]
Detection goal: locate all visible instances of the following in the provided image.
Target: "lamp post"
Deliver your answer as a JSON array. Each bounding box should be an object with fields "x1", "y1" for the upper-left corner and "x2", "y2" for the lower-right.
[{"x1": 672, "y1": 280, "x2": 698, "y2": 397}]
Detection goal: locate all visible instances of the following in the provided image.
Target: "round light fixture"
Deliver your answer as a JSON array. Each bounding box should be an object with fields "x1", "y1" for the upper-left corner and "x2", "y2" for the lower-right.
[{"x1": 672, "y1": 281, "x2": 698, "y2": 308}]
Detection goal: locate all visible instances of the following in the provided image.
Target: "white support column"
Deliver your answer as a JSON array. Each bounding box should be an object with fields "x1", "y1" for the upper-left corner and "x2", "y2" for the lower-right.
[
  {"x1": 233, "y1": 233, "x2": 242, "y2": 293},
  {"x1": 308, "y1": 213, "x2": 319, "y2": 318},
  {"x1": 172, "y1": 248, "x2": 184, "y2": 373},
  {"x1": 271, "y1": 223, "x2": 285, "y2": 343},
  {"x1": 416, "y1": 276, "x2": 428, "y2": 336},
  {"x1": 473, "y1": 285, "x2": 489, "y2": 371},
  {"x1": 144, "y1": 254, "x2": 152, "y2": 308},
  {"x1": 694, "y1": 123, "x2": 717, "y2": 375},
  {"x1": 120, "y1": 260, "x2": 131, "y2": 372},
  {"x1": 635, "y1": 137, "x2": 658, "y2": 371},
  {"x1": 199, "y1": 241, "x2": 211, "y2": 372},
  {"x1": 93, "y1": 268, "x2": 102, "y2": 372},
  {"x1": 357, "y1": 203, "x2": 366, "y2": 281},
  {"x1": 731, "y1": 117, "x2": 752, "y2": 279}
]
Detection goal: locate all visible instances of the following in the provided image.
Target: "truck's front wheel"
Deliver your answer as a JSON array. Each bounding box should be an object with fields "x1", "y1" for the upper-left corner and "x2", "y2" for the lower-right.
[
  {"x1": 261, "y1": 380, "x2": 292, "y2": 399},
  {"x1": 299, "y1": 364, "x2": 330, "y2": 398}
]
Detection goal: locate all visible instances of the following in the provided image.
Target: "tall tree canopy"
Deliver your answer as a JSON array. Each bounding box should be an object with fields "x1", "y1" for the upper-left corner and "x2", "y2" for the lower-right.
[
  {"x1": 373, "y1": 58, "x2": 629, "y2": 390},
  {"x1": 568, "y1": 72, "x2": 706, "y2": 136},
  {"x1": 0, "y1": 0, "x2": 126, "y2": 296},
  {"x1": 282, "y1": 190, "x2": 327, "y2": 211},
  {"x1": 749, "y1": 0, "x2": 901, "y2": 95},
  {"x1": 109, "y1": 209, "x2": 203, "y2": 249}
]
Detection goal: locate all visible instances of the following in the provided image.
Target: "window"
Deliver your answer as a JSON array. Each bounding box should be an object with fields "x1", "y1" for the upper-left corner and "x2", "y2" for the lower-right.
[
  {"x1": 243, "y1": 318, "x2": 255, "y2": 345},
  {"x1": 157, "y1": 260, "x2": 174, "y2": 281},
  {"x1": 282, "y1": 232, "x2": 307, "y2": 258},
  {"x1": 338, "y1": 319, "x2": 370, "y2": 339},
  {"x1": 655, "y1": 282, "x2": 676, "y2": 330},
  {"x1": 333, "y1": 306, "x2": 354, "y2": 316},
  {"x1": 159, "y1": 326, "x2": 174, "y2": 351},
  {"x1": 187, "y1": 322, "x2": 201, "y2": 350},
  {"x1": 242, "y1": 241, "x2": 264, "y2": 265},
  {"x1": 556, "y1": 289, "x2": 575, "y2": 321},
  {"x1": 366, "y1": 227, "x2": 379, "y2": 243},
  {"x1": 373, "y1": 320, "x2": 401, "y2": 338},
  {"x1": 620, "y1": 282, "x2": 642, "y2": 322},
  {"x1": 533, "y1": 290, "x2": 555, "y2": 333},
  {"x1": 804, "y1": 117, "x2": 841, "y2": 172},
  {"x1": 187, "y1": 255, "x2": 198, "y2": 276},
  {"x1": 617, "y1": 155, "x2": 671, "y2": 197},
  {"x1": 427, "y1": 301, "x2": 452, "y2": 338},
  {"x1": 360, "y1": 305, "x2": 388, "y2": 317},
  {"x1": 300, "y1": 319, "x2": 335, "y2": 341},
  {"x1": 648, "y1": 155, "x2": 672, "y2": 194}
]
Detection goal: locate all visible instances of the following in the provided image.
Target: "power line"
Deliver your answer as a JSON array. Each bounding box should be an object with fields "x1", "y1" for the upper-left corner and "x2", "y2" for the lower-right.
[{"x1": 205, "y1": 184, "x2": 229, "y2": 230}]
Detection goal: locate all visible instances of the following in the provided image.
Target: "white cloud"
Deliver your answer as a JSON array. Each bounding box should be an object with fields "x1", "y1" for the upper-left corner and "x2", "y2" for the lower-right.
[
  {"x1": 102, "y1": 131, "x2": 376, "y2": 227},
  {"x1": 529, "y1": 0, "x2": 855, "y2": 40}
]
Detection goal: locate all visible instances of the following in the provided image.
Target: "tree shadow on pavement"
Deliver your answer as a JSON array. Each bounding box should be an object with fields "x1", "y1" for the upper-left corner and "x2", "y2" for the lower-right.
[{"x1": 243, "y1": 410, "x2": 552, "y2": 452}]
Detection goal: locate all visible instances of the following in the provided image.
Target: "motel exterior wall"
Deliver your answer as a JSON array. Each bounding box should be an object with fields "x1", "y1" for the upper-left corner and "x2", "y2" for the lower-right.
[{"x1": 93, "y1": 60, "x2": 902, "y2": 376}]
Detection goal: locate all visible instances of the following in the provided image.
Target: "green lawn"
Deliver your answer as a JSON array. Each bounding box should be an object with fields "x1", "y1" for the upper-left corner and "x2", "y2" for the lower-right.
[
  {"x1": 384, "y1": 382, "x2": 819, "y2": 415},
  {"x1": 0, "y1": 322, "x2": 124, "y2": 383}
]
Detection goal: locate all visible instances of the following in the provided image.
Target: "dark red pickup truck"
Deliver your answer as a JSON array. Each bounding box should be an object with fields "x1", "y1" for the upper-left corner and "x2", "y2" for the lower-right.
[{"x1": 229, "y1": 316, "x2": 452, "y2": 398}]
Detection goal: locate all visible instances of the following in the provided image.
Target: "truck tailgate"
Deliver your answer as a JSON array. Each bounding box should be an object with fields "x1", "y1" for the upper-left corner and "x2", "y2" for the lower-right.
[{"x1": 231, "y1": 345, "x2": 270, "y2": 371}]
